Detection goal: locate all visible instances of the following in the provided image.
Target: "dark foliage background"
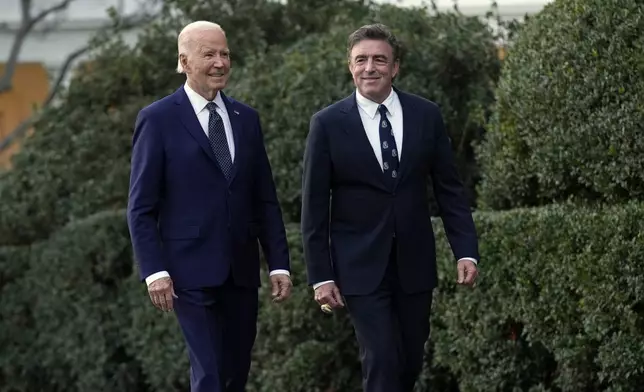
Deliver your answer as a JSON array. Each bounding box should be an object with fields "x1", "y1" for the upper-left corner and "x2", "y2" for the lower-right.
[{"x1": 2, "y1": 0, "x2": 642, "y2": 390}]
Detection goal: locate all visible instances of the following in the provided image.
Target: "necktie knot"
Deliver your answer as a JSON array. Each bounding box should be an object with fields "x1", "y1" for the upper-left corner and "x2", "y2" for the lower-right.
[
  {"x1": 206, "y1": 102, "x2": 218, "y2": 112},
  {"x1": 378, "y1": 104, "x2": 389, "y2": 116}
]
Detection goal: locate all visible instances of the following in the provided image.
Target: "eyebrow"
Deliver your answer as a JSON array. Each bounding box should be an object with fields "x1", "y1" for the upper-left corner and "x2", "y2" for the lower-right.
[
  {"x1": 199, "y1": 47, "x2": 230, "y2": 54},
  {"x1": 354, "y1": 54, "x2": 388, "y2": 59}
]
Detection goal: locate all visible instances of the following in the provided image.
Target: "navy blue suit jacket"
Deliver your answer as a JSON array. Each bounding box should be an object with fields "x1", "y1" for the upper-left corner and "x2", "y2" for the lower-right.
[
  {"x1": 127, "y1": 86, "x2": 290, "y2": 289},
  {"x1": 301, "y1": 88, "x2": 479, "y2": 296}
]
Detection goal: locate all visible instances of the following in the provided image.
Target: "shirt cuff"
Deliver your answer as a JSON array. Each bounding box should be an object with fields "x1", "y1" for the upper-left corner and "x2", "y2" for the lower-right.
[
  {"x1": 269, "y1": 269, "x2": 290, "y2": 277},
  {"x1": 458, "y1": 257, "x2": 478, "y2": 265},
  {"x1": 312, "y1": 280, "x2": 335, "y2": 290},
  {"x1": 145, "y1": 270, "x2": 170, "y2": 286}
]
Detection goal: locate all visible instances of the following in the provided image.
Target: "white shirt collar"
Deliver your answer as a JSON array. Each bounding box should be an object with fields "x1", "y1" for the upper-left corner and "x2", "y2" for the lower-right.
[
  {"x1": 355, "y1": 87, "x2": 397, "y2": 119},
  {"x1": 183, "y1": 83, "x2": 226, "y2": 115}
]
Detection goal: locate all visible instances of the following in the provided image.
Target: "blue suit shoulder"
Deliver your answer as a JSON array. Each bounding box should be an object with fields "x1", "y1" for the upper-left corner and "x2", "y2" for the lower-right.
[
  {"x1": 138, "y1": 93, "x2": 177, "y2": 119},
  {"x1": 397, "y1": 90, "x2": 442, "y2": 115},
  {"x1": 311, "y1": 89, "x2": 442, "y2": 122},
  {"x1": 310, "y1": 95, "x2": 353, "y2": 124},
  {"x1": 136, "y1": 89, "x2": 260, "y2": 120},
  {"x1": 225, "y1": 96, "x2": 260, "y2": 119}
]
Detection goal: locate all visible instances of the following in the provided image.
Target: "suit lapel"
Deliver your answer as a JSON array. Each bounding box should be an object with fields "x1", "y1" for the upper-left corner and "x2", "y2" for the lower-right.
[
  {"x1": 175, "y1": 87, "x2": 221, "y2": 167},
  {"x1": 340, "y1": 94, "x2": 388, "y2": 191},
  {"x1": 395, "y1": 88, "x2": 423, "y2": 186},
  {"x1": 221, "y1": 91, "x2": 242, "y2": 183},
  {"x1": 175, "y1": 87, "x2": 245, "y2": 184}
]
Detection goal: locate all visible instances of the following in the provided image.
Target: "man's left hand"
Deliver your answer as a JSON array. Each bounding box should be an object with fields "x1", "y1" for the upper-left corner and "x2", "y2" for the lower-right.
[
  {"x1": 270, "y1": 274, "x2": 292, "y2": 303},
  {"x1": 457, "y1": 259, "x2": 478, "y2": 286}
]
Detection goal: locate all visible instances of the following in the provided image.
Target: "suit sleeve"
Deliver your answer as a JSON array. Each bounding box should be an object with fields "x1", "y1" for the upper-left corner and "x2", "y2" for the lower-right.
[
  {"x1": 301, "y1": 114, "x2": 335, "y2": 285},
  {"x1": 253, "y1": 114, "x2": 291, "y2": 272},
  {"x1": 126, "y1": 109, "x2": 166, "y2": 281},
  {"x1": 429, "y1": 105, "x2": 480, "y2": 262}
]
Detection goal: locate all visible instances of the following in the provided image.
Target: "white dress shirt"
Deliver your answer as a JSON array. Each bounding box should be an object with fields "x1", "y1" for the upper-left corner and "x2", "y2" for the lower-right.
[
  {"x1": 145, "y1": 83, "x2": 289, "y2": 286},
  {"x1": 185, "y1": 82, "x2": 236, "y2": 161},
  {"x1": 356, "y1": 87, "x2": 404, "y2": 170},
  {"x1": 312, "y1": 88, "x2": 476, "y2": 290}
]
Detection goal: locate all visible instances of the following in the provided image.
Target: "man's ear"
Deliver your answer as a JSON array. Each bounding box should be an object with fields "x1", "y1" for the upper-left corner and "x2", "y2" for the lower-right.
[{"x1": 180, "y1": 54, "x2": 189, "y2": 72}]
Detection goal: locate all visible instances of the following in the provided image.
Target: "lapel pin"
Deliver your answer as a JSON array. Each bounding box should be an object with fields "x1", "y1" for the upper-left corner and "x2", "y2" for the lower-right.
[{"x1": 234, "y1": 110, "x2": 240, "y2": 115}]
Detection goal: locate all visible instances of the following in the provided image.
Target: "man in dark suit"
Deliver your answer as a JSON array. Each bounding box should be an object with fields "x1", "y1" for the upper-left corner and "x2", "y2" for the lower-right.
[
  {"x1": 301, "y1": 24, "x2": 479, "y2": 392},
  {"x1": 126, "y1": 21, "x2": 292, "y2": 392}
]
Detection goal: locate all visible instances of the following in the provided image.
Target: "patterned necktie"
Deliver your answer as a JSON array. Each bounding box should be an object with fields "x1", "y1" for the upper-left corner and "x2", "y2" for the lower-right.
[
  {"x1": 378, "y1": 104, "x2": 399, "y2": 186},
  {"x1": 206, "y1": 102, "x2": 233, "y2": 179}
]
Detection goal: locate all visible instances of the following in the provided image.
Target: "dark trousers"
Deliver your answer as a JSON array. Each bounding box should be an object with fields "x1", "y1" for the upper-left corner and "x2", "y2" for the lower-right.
[
  {"x1": 174, "y1": 275, "x2": 259, "y2": 392},
  {"x1": 344, "y1": 241, "x2": 433, "y2": 392}
]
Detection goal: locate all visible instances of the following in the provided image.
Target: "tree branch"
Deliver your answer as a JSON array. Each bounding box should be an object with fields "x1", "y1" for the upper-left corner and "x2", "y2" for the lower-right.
[
  {"x1": 0, "y1": 117, "x2": 34, "y2": 153},
  {"x1": 29, "y1": 0, "x2": 73, "y2": 29},
  {"x1": 47, "y1": 44, "x2": 90, "y2": 107},
  {"x1": 0, "y1": 28, "x2": 28, "y2": 94},
  {"x1": 0, "y1": 44, "x2": 87, "y2": 153},
  {"x1": 0, "y1": 12, "x2": 153, "y2": 153},
  {"x1": 0, "y1": 0, "x2": 75, "y2": 94}
]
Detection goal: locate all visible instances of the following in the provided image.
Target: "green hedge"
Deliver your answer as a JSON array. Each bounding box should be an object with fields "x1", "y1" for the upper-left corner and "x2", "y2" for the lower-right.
[
  {"x1": 477, "y1": 0, "x2": 644, "y2": 210},
  {"x1": 2, "y1": 203, "x2": 643, "y2": 391},
  {"x1": 252, "y1": 202, "x2": 644, "y2": 391},
  {"x1": 0, "y1": 211, "x2": 146, "y2": 392}
]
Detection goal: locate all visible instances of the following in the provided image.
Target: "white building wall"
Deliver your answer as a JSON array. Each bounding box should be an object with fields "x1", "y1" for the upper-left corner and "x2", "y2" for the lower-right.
[
  {"x1": 0, "y1": 0, "x2": 551, "y2": 75},
  {"x1": 385, "y1": 0, "x2": 551, "y2": 19},
  {"x1": 0, "y1": 0, "x2": 143, "y2": 81}
]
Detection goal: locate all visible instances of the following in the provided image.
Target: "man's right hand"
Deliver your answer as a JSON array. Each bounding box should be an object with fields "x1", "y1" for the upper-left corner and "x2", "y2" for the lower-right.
[
  {"x1": 148, "y1": 276, "x2": 177, "y2": 312},
  {"x1": 314, "y1": 282, "x2": 344, "y2": 309}
]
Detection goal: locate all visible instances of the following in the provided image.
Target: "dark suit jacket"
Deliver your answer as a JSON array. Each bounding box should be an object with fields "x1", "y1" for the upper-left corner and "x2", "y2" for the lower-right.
[
  {"x1": 301, "y1": 87, "x2": 479, "y2": 296},
  {"x1": 127, "y1": 86, "x2": 290, "y2": 289}
]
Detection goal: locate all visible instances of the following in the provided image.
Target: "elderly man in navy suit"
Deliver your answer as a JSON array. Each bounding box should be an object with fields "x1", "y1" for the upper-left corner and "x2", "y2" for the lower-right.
[
  {"x1": 126, "y1": 21, "x2": 292, "y2": 392},
  {"x1": 301, "y1": 24, "x2": 480, "y2": 392}
]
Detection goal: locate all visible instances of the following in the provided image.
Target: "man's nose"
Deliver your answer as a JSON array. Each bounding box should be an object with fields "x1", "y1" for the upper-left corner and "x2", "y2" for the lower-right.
[
  {"x1": 212, "y1": 54, "x2": 226, "y2": 67},
  {"x1": 364, "y1": 58, "x2": 375, "y2": 72}
]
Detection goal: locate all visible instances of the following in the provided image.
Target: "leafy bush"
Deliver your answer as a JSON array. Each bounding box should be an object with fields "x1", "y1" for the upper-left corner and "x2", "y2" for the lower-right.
[
  {"x1": 3, "y1": 203, "x2": 644, "y2": 391},
  {"x1": 11, "y1": 1, "x2": 643, "y2": 391},
  {"x1": 0, "y1": 210, "x2": 145, "y2": 392},
  {"x1": 252, "y1": 202, "x2": 644, "y2": 392},
  {"x1": 0, "y1": 37, "x2": 167, "y2": 246},
  {"x1": 477, "y1": 0, "x2": 644, "y2": 210}
]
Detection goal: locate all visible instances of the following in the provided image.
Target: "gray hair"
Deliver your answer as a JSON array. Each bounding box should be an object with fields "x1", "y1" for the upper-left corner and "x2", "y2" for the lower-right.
[
  {"x1": 347, "y1": 23, "x2": 402, "y2": 62},
  {"x1": 176, "y1": 21, "x2": 226, "y2": 73}
]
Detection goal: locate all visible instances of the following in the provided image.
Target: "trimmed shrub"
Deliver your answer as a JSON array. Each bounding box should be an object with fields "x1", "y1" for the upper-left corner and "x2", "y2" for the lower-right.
[
  {"x1": 0, "y1": 210, "x2": 145, "y2": 392},
  {"x1": 0, "y1": 37, "x2": 165, "y2": 246},
  {"x1": 2, "y1": 203, "x2": 644, "y2": 391},
  {"x1": 251, "y1": 202, "x2": 644, "y2": 391},
  {"x1": 477, "y1": 0, "x2": 644, "y2": 210}
]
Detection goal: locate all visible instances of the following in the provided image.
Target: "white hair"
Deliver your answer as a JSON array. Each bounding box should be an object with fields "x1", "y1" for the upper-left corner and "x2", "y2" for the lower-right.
[{"x1": 176, "y1": 21, "x2": 226, "y2": 73}]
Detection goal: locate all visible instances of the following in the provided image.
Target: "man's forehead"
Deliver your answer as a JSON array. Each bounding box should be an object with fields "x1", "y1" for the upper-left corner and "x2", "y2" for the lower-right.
[
  {"x1": 189, "y1": 29, "x2": 226, "y2": 42},
  {"x1": 194, "y1": 32, "x2": 229, "y2": 52},
  {"x1": 198, "y1": 43, "x2": 229, "y2": 52},
  {"x1": 351, "y1": 40, "x2": 392, "y2": 57}
]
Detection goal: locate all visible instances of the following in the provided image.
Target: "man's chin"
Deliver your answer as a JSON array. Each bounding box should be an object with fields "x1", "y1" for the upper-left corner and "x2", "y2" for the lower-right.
[
  {"x1": 359, "y1": 87, "x2": 388, "y2": 101},
  {"x1": 209, "y1": 81, "x2": 228, "y2": 90}
]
